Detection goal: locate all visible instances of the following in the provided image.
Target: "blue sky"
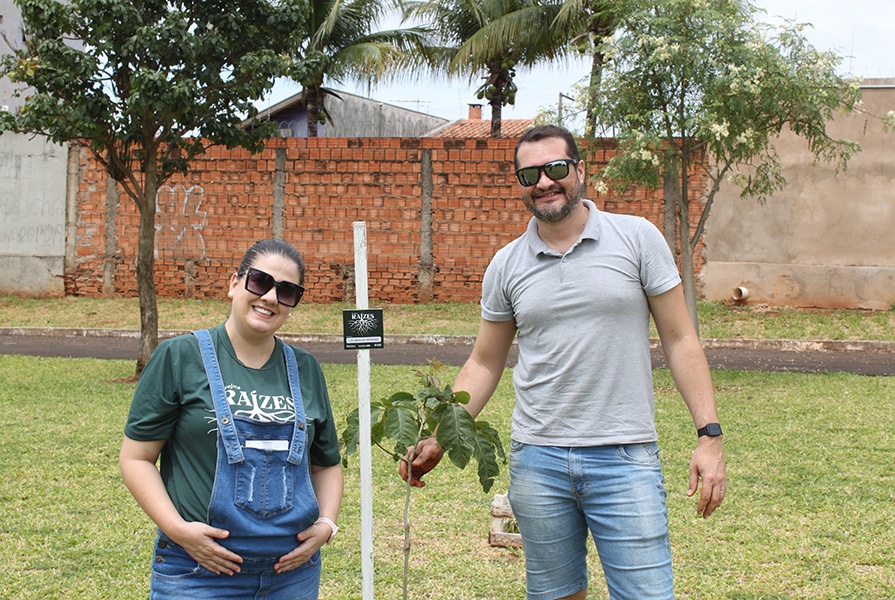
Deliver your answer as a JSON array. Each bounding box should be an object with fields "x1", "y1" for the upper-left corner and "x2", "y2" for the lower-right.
[{"x1": 260, "y1": 0, "x2": 895, "y2": 122}]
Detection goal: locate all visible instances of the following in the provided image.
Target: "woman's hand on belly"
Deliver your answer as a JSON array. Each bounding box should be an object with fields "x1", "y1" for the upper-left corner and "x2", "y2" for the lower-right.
[
  {"x1": 274, "y1": 522, "x2": 329, "y2": 573},
  {"x1": 172, "y1": 521, "x2": 244, "y2": 575}
]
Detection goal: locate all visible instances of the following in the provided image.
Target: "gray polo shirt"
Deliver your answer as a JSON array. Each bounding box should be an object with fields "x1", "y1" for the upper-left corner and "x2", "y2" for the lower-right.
[{"x1": 481, "y1": 200, "x2": 681, "y2": 446}]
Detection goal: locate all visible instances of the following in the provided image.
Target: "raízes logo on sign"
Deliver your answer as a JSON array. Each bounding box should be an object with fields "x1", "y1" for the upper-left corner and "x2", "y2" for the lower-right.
[{"x1": 342, "y1": 309, "x2": 384, "y2": 350}]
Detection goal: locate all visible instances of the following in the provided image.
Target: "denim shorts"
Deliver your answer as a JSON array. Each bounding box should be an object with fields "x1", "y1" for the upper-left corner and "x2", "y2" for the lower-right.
[
  {"x1": 149, "y1": 532, "x2": 321, "y2": 600},
  {"x1": 508, "y1": 441, "x2": 673, "y2": 600}
]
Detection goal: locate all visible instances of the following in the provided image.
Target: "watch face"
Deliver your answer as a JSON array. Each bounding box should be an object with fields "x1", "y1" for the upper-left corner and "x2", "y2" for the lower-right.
[{"x1": 703, "y1": 423, "x2": 723, "y2": 436}]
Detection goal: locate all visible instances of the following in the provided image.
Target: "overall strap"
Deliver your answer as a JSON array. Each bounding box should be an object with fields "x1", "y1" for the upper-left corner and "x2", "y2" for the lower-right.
[
  {"x1": 282, "y1": 342, "x2": 308, "y2": 465},
  {"x1": 193, "y1": 329, "x2": 244, "y2": 464}
]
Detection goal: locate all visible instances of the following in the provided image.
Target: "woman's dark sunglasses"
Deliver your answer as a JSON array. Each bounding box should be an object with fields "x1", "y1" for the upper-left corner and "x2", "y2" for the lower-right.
[
  {"x1": 515, "y1": 159, "x2": 578, "y2": 187},
  {"x1": 243, "y1": 268, "x2": 304, "y2": 307}
]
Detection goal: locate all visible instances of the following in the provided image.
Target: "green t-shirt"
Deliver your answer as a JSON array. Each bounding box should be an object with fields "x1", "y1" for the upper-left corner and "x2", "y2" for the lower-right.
[{"x1": 124, "y1": 324, "x2": 341, "y2": 523}]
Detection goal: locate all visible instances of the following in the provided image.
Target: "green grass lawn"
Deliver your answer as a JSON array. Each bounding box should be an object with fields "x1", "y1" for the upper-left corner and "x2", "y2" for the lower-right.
[
  {"x1": 2, "y1": 296, "x2": 894, "y2": 341},
  {"x1": 1, "y1": 355, "x2": 893, "y2": 599}
]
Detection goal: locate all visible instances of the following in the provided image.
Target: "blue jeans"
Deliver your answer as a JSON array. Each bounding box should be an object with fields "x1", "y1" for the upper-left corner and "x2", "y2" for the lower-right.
[
  {"x1": 508, "y1": 442, "x2": 673, "y2": 600},
  {"x1": 149, "y1": 531, "x2": 321, "y2": 600}
]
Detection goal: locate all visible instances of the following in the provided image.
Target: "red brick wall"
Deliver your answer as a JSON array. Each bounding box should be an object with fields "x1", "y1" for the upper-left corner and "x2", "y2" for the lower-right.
[{"x1": 67, "y1": 137, "x2": 706, "y2": 303}]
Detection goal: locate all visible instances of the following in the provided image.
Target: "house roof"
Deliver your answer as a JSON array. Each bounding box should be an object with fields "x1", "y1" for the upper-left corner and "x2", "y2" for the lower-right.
[
  {"x1": 243, "y1": 87, "x2": 449, "y2": 128},
  {"x1": 425, "y1": 117, "x2": 534, "y2": 138}
]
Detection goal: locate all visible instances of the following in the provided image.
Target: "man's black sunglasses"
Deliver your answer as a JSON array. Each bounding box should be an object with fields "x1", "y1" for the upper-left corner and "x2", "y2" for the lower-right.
[
  {"x1": 515, "y1": 159, "x2": 578, "y2": 187},
  {"x1": 243, "y1": 267, "x2": 305, "y2": 307}
]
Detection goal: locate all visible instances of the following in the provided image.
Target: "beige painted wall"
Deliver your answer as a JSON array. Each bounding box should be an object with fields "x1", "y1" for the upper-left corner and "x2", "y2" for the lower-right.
[{"x1": 702, "y1": 79, "x2": 895, "y2": 310}]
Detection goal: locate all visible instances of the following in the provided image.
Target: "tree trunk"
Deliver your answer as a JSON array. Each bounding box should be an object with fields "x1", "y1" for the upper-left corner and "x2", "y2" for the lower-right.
[
  {"x1": 134, "y1": 171, "x2": 160, "y2": 377},
  {"x1": 585, "y1": 46, "x2": 605, "y2": 139},
  {"x1": 489, "y1": 95, "x2": 502, "y2": 138},
  {"x1": 307, "y1": 86, "x2": 320, "y2": 138},
  {"x1": 677, "y1": 146, "x2": 699, "y2": 334},
  {"x1": 662, "y1": 156, "x2": 678, "y2": 256},
  {"x1": 677, "y1": 201, "x2": 698, "y2": 334},
  {"x1": 585, "y1": 6, "x2": 614, "y2": 138}
]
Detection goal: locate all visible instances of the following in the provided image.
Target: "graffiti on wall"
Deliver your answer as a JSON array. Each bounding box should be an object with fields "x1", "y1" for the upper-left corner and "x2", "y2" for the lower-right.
[
  {"x1": 155, "y1": 184, "x2": 207, "y2": 260},
  {"x1": 0, "y1": 197, "x2": 66, "y2": 254}
]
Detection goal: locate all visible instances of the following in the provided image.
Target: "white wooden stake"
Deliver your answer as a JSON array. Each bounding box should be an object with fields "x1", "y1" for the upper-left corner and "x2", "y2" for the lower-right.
[{"x1": 354, "y1": 221, "x2": 375, "y2": 599}]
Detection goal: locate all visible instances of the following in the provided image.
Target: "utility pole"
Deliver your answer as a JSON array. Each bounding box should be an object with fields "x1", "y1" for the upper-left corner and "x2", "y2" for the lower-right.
[{"x1": 558, "y1": 93, "x2": 575, "y2": 127}]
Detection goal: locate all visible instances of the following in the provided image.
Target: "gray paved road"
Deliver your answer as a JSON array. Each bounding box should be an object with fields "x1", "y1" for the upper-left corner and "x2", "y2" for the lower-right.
[{"x1": 1, "y1": 332, "x2": 893, "y2": 375}]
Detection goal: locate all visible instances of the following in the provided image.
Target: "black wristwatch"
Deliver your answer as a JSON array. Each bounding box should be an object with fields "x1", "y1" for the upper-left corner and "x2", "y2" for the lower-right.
[{"x1": 697, "y1": 423, "x2": 723, "y2": 438}]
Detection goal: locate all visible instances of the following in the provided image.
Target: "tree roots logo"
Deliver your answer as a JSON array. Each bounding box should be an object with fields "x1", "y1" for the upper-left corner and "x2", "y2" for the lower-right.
[{"x1": 349, "y1": 312, "x2": 378, "y2": 335}]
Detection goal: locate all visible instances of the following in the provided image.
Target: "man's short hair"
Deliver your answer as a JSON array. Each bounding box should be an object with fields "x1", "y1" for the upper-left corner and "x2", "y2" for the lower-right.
[{"x1": 514, "y1": 125, "x2": 581, "y2": 169}]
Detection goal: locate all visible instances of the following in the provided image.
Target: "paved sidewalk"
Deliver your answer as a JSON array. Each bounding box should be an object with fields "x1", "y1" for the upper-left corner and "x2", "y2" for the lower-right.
[{"x1": 1, "y1": 327, "x2": 894, "y2": 375}]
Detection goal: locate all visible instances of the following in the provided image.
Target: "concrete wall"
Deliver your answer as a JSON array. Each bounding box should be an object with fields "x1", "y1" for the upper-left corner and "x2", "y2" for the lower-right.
[
  {"x1": 701, "y1": 80, "x2": 895, "y2": 310},
  {"x1": 0, "y1": 132, "x2": 69, "y2": 296}
]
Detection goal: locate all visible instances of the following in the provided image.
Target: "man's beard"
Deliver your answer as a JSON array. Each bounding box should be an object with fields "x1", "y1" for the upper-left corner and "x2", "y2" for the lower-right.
[{"x1": 523, "y1": 182, "x2": 583, "y2": 223}]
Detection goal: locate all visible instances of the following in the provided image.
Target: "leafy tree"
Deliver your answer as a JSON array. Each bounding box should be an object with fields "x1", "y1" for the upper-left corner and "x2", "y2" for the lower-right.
[
  {"x1": 590, "y1": 0, "x2": 862, "y2": 330},
  {"x1": 548, "y1": 1, "x2": 748, "y2": 133},
  {"x1": 532, "y1": 80, "x2": 589, "y2": 132},
  {"x1": 341, "y1": 359, "x2": 505, "y2": 600},
  {"x1": 295, "y1": 0, "x2": 432, "y2": 137},
  {"x1": 0, "y1": 0, "x2": 313, "y2": 375},
  {"x1": 401, "y1": 0, "x2": 568, "y2": 137}
]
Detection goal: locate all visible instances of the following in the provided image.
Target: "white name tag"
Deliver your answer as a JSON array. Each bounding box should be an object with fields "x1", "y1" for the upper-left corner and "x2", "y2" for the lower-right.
[{"x1": 244, "y1": 440, "x2": 289, "y2": 452}]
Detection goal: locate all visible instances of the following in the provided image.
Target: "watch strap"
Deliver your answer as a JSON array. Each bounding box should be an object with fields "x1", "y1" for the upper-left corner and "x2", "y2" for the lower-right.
[
  {"x1": 697, "y1": 423, "x2": 723, "y2": 437},
  {"x1": 315, "y1": 516, "x2": 339, "y2": 543}
]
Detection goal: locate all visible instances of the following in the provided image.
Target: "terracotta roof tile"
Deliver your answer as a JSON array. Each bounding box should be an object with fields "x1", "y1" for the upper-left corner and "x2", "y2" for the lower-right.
[{"x1": 426, "y1": 118, "x2": 534, "y2": 138}]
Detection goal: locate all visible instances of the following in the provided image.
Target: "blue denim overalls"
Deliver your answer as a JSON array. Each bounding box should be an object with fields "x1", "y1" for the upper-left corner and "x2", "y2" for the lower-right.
[{"x1": 149, "y1": 330, "x2": 321, "y2": 599}]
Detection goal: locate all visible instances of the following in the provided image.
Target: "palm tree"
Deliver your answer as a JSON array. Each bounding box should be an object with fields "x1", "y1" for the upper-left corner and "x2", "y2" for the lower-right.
[
  {"x1": 401, "y1": 0, "x2": 569, "y2": 137},
  {"x1": 551, "y1": 0, "x2": 621, "y2": 137},
  {"x1": 295, "y1": 0, "x2": 431, "y2": 137}
]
